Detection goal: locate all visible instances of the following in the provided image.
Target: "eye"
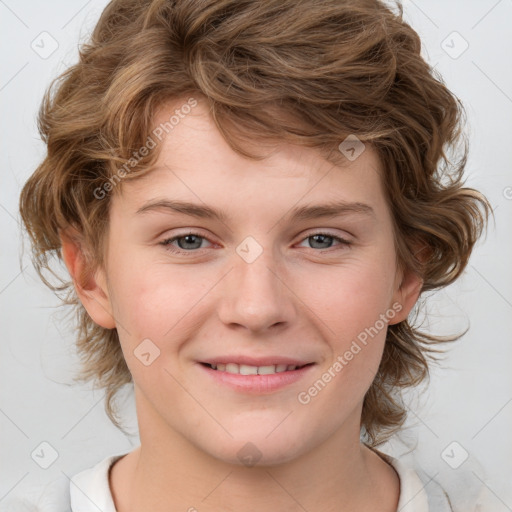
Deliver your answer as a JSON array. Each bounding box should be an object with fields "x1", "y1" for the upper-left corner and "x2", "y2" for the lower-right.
[
  {"x1": 297, "y1": 232, "x2": 351, "y2": 251},
  {"x1": 159, "y1": 230, "x2": 351, "y2": 256},
  {"x1": 159, "y1": 232, "x2": 213, "y2": 254}
]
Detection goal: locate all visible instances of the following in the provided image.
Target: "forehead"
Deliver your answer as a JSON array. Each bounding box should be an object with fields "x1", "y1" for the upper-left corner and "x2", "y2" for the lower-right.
[
  {"x1": 115, "y1": 98, "x2": 388, "y2": 220},
  {"x1": 151, "y1": 95, "x2": 380, "y2": 167}
]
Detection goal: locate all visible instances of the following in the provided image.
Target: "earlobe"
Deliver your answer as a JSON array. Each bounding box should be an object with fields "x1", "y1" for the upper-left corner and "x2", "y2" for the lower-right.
[
  {"x1": 388, "y1": 268, "x2": 423, "y2": 325},
  {"x1": 60, "y1": 229, "x2": 116, "y2": 329}
]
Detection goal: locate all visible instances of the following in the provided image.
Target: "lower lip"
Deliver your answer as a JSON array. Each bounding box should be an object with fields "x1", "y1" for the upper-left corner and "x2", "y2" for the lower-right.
[{"x1": 197, "y1": 363, "x2": 315, "y2": 394}]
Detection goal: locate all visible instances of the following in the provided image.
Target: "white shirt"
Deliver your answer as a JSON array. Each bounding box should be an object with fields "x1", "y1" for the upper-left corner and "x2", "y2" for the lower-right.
[{"x1": 2, "y1": 450, "x2": 457, "y2": 511}]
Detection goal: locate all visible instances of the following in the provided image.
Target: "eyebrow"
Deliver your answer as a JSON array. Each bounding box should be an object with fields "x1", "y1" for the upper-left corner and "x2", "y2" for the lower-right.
[{"x1": 136, "y1": 199, "x2": 376, "y2": 223}]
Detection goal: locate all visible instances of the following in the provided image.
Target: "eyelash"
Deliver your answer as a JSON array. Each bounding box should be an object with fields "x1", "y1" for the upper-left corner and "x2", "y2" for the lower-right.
[{"x1": 159, "y1": 231, "x2": 352, "y2": 255}]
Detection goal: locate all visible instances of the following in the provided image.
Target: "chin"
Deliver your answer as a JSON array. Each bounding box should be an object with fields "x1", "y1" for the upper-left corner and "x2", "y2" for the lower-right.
[{"x1": 199, "y1": 427, "x2": 311, "y2": 468}]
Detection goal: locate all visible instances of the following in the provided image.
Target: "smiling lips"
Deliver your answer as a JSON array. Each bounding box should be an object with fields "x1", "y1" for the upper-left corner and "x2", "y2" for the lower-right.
[
  {"x1": 201, "y1": 356, "x2": 313, "y2": 375},
  {"x1": 199, "y1": 359, "x2": 315, "y2": 393},
  {"x1": 199, "y1": 356, "x2": 316, "y2": 392},
  {"x1": 204, "y1": 362, "x2": 310, "y2": 375}
]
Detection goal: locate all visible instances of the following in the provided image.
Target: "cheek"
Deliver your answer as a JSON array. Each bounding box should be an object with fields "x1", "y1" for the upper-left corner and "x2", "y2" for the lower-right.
[
  {"x1": 106, "y1": 257, "x2": 220, "y2": 381},
  {"x1": 293, "y1": 257, "x2": 396, "y2": 401},
  {"x1": 109, "y1": 251, "x2": 207, "y2": 328},
  {"x1": 299, "y1": 255, "x2": 396, "y2": 341}
]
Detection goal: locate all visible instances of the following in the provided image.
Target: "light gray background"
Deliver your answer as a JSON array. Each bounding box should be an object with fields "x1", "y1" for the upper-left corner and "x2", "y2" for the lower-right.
[{"x1": 1, "y1": 0, "x2": 511, "y2": 509}]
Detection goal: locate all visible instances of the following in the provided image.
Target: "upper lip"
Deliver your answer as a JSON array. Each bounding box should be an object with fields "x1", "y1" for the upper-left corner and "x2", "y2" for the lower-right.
[{"x1": 200, "y1": 356, "x2": 314, "y2": 367}]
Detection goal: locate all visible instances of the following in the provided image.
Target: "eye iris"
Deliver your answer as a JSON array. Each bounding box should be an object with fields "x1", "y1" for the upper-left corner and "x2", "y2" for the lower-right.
[
  {"x1": 178, "y1": 234, "x2": 202, "y2": 250},
  {"x1": 170, "y1": 233, "x2": 340, "y2": 251},
  {"x1": 310, "y1": 234, "x2": 333, "y2": 249}
]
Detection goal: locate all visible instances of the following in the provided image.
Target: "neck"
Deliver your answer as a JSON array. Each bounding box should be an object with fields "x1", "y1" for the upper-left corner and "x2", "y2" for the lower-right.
[{"x1": 110, "y1": 391, "x2": 399, "y2": 512}]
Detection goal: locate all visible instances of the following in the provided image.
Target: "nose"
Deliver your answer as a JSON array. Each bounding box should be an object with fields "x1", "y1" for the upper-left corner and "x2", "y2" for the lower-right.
[{"x1": 216, "y1": 247, "x2": 296, "y2": 333}]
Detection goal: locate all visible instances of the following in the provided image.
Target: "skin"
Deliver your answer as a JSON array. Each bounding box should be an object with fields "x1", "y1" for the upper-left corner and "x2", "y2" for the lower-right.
[{"x1": 62, "y1": 97, "x2": 422, "y2": 511}]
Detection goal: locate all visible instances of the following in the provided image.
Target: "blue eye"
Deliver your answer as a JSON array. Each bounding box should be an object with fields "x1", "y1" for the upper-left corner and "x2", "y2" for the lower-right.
[
  {"x1": 159, "y1": 231, "x2": 351, "y2": 255},
  {"x1": 299, "y1": 233, "x2": 350, "y2": 250},
  {"x1": 160, "y1": 232, "x2": 210, "y2": 253}
]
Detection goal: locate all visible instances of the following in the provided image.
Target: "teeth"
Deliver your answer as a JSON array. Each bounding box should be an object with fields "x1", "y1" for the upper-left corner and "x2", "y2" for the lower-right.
[
  {"x1": 209, "y1": 363, "x2": 301, "y2": 374},
  {"x1": 226, "y1": 363, "x2": 239, "y2": 374},
  {"x1": 258, "y1": 365, "x2": 277, "y2": 375},
  {"x1": 239, "y1": 364, "x2": 258, "y2": 375}
]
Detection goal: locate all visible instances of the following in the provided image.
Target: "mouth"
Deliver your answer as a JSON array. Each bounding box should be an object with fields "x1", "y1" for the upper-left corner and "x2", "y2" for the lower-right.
[
  {"x1": 198, "y1": 358, "x2": 316, "y2": 393},
  {"x1": 200, "y1": 362, "x2": 314, "y2": 375}
]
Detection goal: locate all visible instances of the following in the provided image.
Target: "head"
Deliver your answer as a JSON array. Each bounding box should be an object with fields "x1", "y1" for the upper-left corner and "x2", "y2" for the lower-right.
[{"x1": 20, "y1": 0, "x2": 490, "y2": 456}]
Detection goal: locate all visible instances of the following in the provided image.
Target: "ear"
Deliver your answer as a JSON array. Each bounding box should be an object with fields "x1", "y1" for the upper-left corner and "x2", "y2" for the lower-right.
[
  {"x1": 388, "y1": 265, "x2": 423, "y2": 325},
  {"x1": 60, "y1": 229, "x2": 116, "y2": 329}
]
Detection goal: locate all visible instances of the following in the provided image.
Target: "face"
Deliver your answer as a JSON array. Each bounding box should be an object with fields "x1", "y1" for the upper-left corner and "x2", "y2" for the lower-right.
[{"x1": 76, "y1": 97, "x2": 420, "y2": 466}]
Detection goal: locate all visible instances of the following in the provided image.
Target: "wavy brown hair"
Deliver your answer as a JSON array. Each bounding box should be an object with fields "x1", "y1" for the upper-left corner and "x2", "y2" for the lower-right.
[{"x1": 19, "y1": 0, "x2": 491, "y2": 445}]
